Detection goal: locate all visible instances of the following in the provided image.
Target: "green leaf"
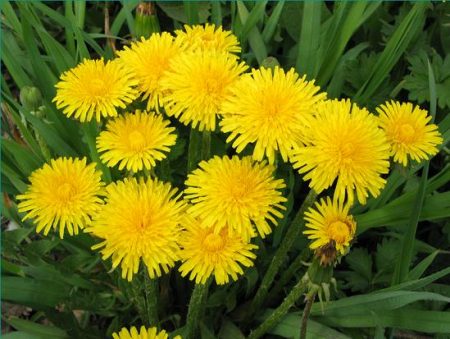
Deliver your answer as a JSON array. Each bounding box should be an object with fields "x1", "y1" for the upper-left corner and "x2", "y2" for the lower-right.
[
  {"x1": 157, "y1": 2, "x2": 210, "y2": 24},
  {"x1": 262, "y1": 1, "x2": 285, "y2": 45},
  {"x1": 318, "y1": 309, "x2": 450, "y2": 333},
  {"x1": 408, "y1": 250, "x2": 441, "y2": 280},
  {"x1": 264, "y1": 311, "x2": 350, "y2": 339},
  {"x1": 345, "y1": 248, "x2": 372, "y2": 281},
  {"x1": 239, "y1": 0, "x2": 268, "y2": 46},
  {"x1": 403, "y1": 51, "x2": 450, "y2": 109},
  {"x1": 2, "y1": 276, "x2": 71, "y2": 308},
  {"x1": 6, "y1": 318, "x2": 68, "y2": 339}
]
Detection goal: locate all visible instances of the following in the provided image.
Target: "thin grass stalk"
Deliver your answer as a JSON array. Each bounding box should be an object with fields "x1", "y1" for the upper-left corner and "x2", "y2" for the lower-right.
[{"x1": 248, "y1": 190, "x2": 317, "y2": 318}]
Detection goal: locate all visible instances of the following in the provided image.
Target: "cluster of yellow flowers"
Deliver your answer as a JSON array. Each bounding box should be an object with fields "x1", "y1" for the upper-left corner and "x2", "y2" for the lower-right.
[{"x1": 18, "y1": 24, "x2": 443, "y2": 292}]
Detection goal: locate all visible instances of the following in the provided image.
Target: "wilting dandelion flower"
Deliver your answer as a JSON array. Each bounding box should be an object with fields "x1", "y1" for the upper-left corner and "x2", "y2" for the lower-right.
[
  {"x1": 96, "y1": 110, "x2": 177, "y2": 172},
  {"x1": 175, "y1": 23, "x2": 240, "y2": 54},
  {"x1": 112, "y1": 326, "x2": 180, "y2": 339},
  {"x1": 221, "y1": 67, "x2": 326, "y2": 164},
  {"x1": 184, "y1": 156, "x2": 286, "y2": 240},
  {"x1": 17, "y1": 158, "x2": 103, "y2": 238},
  {"x1": 291, "y1": 99, "x2": 390, "y2": 205},
  {"x1": 86, "y1": 177, "x2": 185, "y2": 281},
  {"x1": 179, "y1": 216, "x2": 257, "y2": 285},
  {"x1": 376, "y1": 101, "x2": 443, "y2": 166},
  {"x1": 304, "y1": 197, "x2": 356, "y2": 265},
  {"x1": 162, "y1": 51, "x2": 247, "y2": 131},
  {"x1": 117, "y1": 33, "x2": 181, "y2": 111},
  {"x1": 54, "y1": 59, "x2": 138, "y2": 122}
]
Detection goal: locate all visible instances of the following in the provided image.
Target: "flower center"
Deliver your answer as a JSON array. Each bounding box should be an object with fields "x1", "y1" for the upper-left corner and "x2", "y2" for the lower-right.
[
  {"x1": 398, "y1": 123, "x2": 415, "y2": 143},
  {"x1": 128, "y1": 130, "x2": 146, "y2": 151},
  {"x1": 327, "y1": 221, "x2": 350, "y2": 245},
  {"x1": 203, "y1": 232, "x2": 225, "y2": 252},
  {"x1": 56, "y1": 183, "x2": 75, "y2": 202},
  {"x1": 90, "y1": 78, "x2": 106, "y2": 96}
]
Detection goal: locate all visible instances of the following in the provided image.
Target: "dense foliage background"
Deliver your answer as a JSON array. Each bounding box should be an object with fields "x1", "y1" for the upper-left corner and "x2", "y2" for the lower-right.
[{"x1": 1, "y1": 1, "x2": 450, "y2": 338}]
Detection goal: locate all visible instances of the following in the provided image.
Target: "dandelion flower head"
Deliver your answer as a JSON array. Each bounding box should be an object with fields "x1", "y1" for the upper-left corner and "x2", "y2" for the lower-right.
[
  {"x1": 376, "y1": 101, "x2": 443, "y2": 166},
  {"x1": 184, "y1": 156, "x2": 286, "y2": 240},
  {"x1": 304, "y1": 197, "x2": 356, "y2": 265},
  {"x1": 112, "y1": 326, "x2": 181, "y2": 339},
  {"x1": 175, "y1": 23, "x2": 240, "y2": 54},
  {"x1": 54, "y1": 59, "x2": 138, "y2": 122},
  {"x1": 291, "y1": 99, "x2": 390, "y2": 205},
  {"x1": 117, "y1": 32, "x2": 181, "y2": 111},
  {"x1": 17, "y1": 157, "x2": 103, "y2": 238},
  {"x1": 220, "y1": 66, "x2": 326, "y2": 164},
  {"x1": 86, "y1": 177, "x2": 185, "y2": 281},
  {"x1": 96, "y1": 110, "x2": 177, "y2": 172},
  {"x1": 179, "y1": 216, "x2": 257, "y2": 285},
  {"x1": 162, "y1": 51, "x2": 247, "y2": 131}
]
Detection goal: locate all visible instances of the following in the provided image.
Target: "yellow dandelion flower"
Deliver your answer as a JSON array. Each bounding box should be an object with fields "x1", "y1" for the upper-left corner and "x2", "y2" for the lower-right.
[
  {"x1": 175, "y1": 23, "x2": 241, "y2": 54},
  {"x1": 304, "y1": 197, "x2": 356, "y2": 265},
  {"x1": 179, "y1": 216, "x2": 257, "y2": 285},
  {"x1": 162, "y1": 51, "x2": 247, "y2": 131},
  {"x1": 17, "y1": 158, "x2": 103, "y2": 238},
  {"x1": 117, "y1": 33, "x2": 181, "y2": 112},
  {"x1": 96, "y1": 110, "x2": 177, "y2": 172},
  {"x1": 184, "y1": 156, "x2": 287, "y2": 240},
  {"x1": 112, "y1": 326, "x2": 181, "y2": 339},
  {"x1": 53, "y1": 59, "x2": 138, "y2": 122},
  {"x1": 376, "y1": 101, "x2": 443, "y2": 166},
  {"x1": 86, "y1": 177, "x2": 185, "y2": 281},
  {"x1": 291, "y1": 99, "x2": 390, "y2": 205},
  {"x1": 220, "y1": 66, "x2": 326, "y2": 164}
]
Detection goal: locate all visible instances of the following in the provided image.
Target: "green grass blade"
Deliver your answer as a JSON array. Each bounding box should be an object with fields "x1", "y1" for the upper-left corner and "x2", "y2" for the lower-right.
[
  {"x1": 296, "y1": 2, "x2": 322, "y2": 78},
  {"x1": 236, "y1": 1, "x2": 267, "y2": 65},
  {"x1": 262, "y1": 0, "x2": 285, "y2": 44},
  {"x1": 354, "y1": 3, "x2": 427, "y2": 104},
  {"x1": 239, "y1": 0, "x2": 268, "y2": 45},
  {"x1": 211, "y1": 1, "x2": 222, "y2": 26},
  {"x1": 408, "y1": 250, "x2": 441, "y2": 280},
  {"x1": 392, "y1": 58, "x2": 436, "y2": 285},
  {"x1": 184, "y1": 1, "x2": 199, "y2": 25}
]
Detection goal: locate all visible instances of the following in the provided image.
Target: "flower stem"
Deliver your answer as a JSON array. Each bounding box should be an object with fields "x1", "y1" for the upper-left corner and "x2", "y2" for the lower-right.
[
  {"x1": 248, "y1": 276, "x2": 309, "y2": 339},
  {"x1": 144, "y1": 274, "x2": 159, "y2": 326},
  {"x1": 187, "y1": 129, "x2": 211, "y2": 173},
  {"x1": 248, "y1": 190, "x2": 317, "y2": 318},
  {"x1": 300, "y1": 291, "x2": 316, "y2": 339},
  {"x1": 185, "y1": 281, "x2": 210, "y2": 339}
]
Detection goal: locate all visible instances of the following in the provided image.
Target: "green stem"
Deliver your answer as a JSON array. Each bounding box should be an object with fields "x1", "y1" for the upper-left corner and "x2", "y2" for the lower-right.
[
  {"x1": 300, "y1": 291, "x2": 316, "y2": 339},
  {"x1": 267, "y1": 248, "x2": 311, "y2": 304},
  {"x1": 249, "y1": 190, "x2": 317, "y2": 318},
  {"x1": 248, "y1": 276, "x2": 309, "y2": 339},
  {"x1": 185, "y1": 281, "x2": 210, "y2": 339},
  {"x1": 187, "y1": 129, "x2": 211, "y2": 173},
  {"x1": 144, "y1": 274, "x2": 159, "y2": 326},
  {"x1": 81, "y1": 121, "x2": 111, "y2": 183}
]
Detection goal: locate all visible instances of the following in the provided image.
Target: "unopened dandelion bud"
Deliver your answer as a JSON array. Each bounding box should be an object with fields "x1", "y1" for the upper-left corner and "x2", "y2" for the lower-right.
[
  {"x1": 20, "y1": 86, "x2": 42, "y2": 111},
  {"x1": 134, "y1": 2, "x2": 160, "y2": 39}
]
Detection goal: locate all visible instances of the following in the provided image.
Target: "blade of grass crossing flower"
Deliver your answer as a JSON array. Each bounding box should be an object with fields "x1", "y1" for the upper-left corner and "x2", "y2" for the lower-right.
[
  {"x1": 392, "y1": 59, "x2": 436, "y2": 285},
  {"x1": 211, "y1": 1, "x2": 222, "y2": 26},
  {"x1": 354, "y1": 3, "x2": 427, "y2": 105},
  {"x1": 296, "y1": 2, "x2": 322, "y2": 78},
  {"x1": 262, "y1": 0, "x2": 285, "y2": 45},
  {"x1": 236, "y1": 1, "x2": 267, "y2": 65},
  {"x1": 239, "y1": 0, "x2": 268, "y2": 45}
]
